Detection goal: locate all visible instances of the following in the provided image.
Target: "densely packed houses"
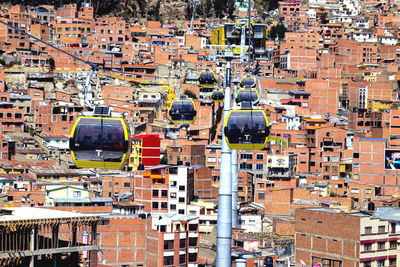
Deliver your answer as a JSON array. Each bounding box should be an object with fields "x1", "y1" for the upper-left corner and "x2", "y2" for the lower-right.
[{"x1": 1, "y1": 0, "x2": 400, "y2": 266}]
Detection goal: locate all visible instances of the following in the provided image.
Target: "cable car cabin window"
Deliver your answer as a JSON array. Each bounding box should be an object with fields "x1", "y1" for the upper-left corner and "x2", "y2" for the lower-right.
[
  {"x1": 240, "y1": 78, "x2": 256, "y2": 88},
  {"x1": 225, "y1": 111, "x2": 269, "y2": 150},
  {"x1": 211, "y1": 90, "x2": 224, "y2": 102},
  {"x1": 169, "y1": 101, "x2": 196, "y2": 122},
  {"x1": 198, "y1": 72, "x2": 216, "y2": 87},
  {"x1": 71, "y1": 118, "x2": 127, "y2": 162},
  {"x1": 236, "y1": 90, "x2": 258, "y2": 103}
]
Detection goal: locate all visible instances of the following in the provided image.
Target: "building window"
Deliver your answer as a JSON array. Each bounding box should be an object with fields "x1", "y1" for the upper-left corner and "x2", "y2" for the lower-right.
[
  {"x1": 257, "y1": 183, "x2": 264, "y2": 188},
  {"x1": 390, "y1": 241, "x2": 397, "y2": 249},
  {"x1": 189, "y1": 224, "x2": 197, "y2": 231},
  {"x1": 164, "y1": 240, "x2": 174, "y2": 250},
  {"x1": 179, "y1": 197, "x2": 185, "y2": 203},
  {"x1": 189, "y1": 253, "x2": 197, "y2": 262},
  {"x1": 354, "y1": 153, "x2": 359, "y2": 158},
  {"x1": 351, "y1": 188, "x2": 359, "y2": 194},
  {"x1": 256, "y1": 154, "x2": 264, "y2": 160},
  {"x1": 179, "y1": 254, "x2": 186, "y2": 264},
  {"x1": 363, "y1": 262, "x2": 371, "y2": 267},
  {"x1": 389, "y1": 258, "x2": 396, "y2": 266},
  {"x1": 256, "y1": 164, "x2": 263, "y2": 170},
  {"x1": 123, "y1": 182, "x2": 130, "y2": 188},
  {"x1": 331, "y1": 156, "x2": 339, "y2": 162},
  {"x1": 378, "y1": 226, "x2": 385, "y2": 233},
  {"x1": 179, "y1": 185, "x2": 185, "y2": 191},
  {"x1": 170, "y1": 204, "x2": 176, "y2": 210},
  {"x1": 258, "y1": 193, "x2": 265, "y2": 200},
  {"x1": 170, "y1": 192, "x2": 176, "y2": 199},
  {"x1": 378, "y1": 242, "x2": 386, "y2": 250},
  {"x1": 162, "y1": 190, "x2": 168, "y2": 197},
  {"x1": 161, "y1": 202, "x2": 168, "y2": 210},
  {"x1": 364, "y1": 243, "x2": 372, "y2": 251},
  {"x1": 377, "y1": 260, "x2": 385, "y2": 266},
  {"x1": 365, "y1": 188, "x2": 371, "y2": 194},
  {"x1": 163, "y1": 256, "x2": 174, "y2": 265},
  {"x1": 323, "y1": 156, "x2": 330, "y2": 162},
  {"x1": 179, "y1": 238, "x2": 186, "y2": 248},
  {"x1": 189, "y1": 237, "x2": 197, "y2": 246},
  {"x1": 152, "y1": 190, "x2": 159, "y2": 197},
  {"x1": 73, "y1": 191, "x2": 81, "y2": 197},
  {"x1": 152, "y1": 202, "x2": 158, "y2": 209},
  {"x1": 178, "y1": 209, "x2": 185, "y2": 214},
  {"x1": 240, "y1": 153, "x2": 253, "y2": 160},
  {"x1": 364, "y1": 226, "x2": 372, "y2": 234},
  {"x1": 391, "y1": 223, "x2": 396, "y2": 233}
]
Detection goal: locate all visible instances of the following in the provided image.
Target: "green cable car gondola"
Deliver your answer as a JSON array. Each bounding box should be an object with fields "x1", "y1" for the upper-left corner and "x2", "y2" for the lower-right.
[
  {"x1": 211, "y1": 89, "x2": 224, "y2": 102},
  {"x1": 224, "y1": 109, "x2": 269, "y2": 150},
  {"x1": 198, "y1": 71, "x2": 217, "y2": 88},
  {"x1": 168, "y1": 96, "x2": 197, "y2": 124},
  {"x1": 70, "y1": 111, "x2": 129, "y2": 169}
]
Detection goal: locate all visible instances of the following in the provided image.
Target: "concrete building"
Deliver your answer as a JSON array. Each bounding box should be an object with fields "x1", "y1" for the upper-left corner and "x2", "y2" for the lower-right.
[
  {"x1": 295, "y1": 208, "x2": 400, "y2": 267},
  {"x1": 151, "y1": 213, "x2": 199, "y2": 267},
  {"x1": 168, "y1": 166, "x2": 194, "y2": 215},
  {"x1": 0, "y1": 207, "x2": 99, "y2": 266}
]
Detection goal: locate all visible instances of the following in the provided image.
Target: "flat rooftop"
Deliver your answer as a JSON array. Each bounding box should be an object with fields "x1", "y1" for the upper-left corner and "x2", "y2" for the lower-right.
[{"x1": 0, "y1": 207, "x2": 99, "y2": 226}]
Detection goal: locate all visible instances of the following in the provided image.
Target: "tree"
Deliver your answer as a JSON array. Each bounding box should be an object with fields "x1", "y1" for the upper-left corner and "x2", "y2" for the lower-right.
[
  {"x1": 320, "y1": 12, "x2": 328, "y2": 24},
  {"x1": 48, "y1": 57, "x2": 55, "y2": 71},
  {"x1": 269, "y1": 23, "x2": 287, "y2": 40},
  {"x1": 205, "y1": 0, "x2": 213, "y2": 17},
  {"x1": 184, "y1": 89, "x2": 197, "y2": 99},
  {"x1": 227, "y1": 0, "x2": 235, "y2": 19},
  {"x1": 160, "y1": 154, "x2": 168, "y2": 164}
]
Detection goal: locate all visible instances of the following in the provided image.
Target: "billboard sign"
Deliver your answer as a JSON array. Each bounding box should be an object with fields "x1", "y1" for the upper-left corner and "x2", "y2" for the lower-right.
[{"x1": 385, "y1": 150, "x2": 400, "y2": 170}]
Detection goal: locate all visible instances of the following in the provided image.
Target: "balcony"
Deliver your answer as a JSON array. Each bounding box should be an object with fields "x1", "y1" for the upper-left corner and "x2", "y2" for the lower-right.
[{"x1": 267, "y1": 171, "x2": 291, "y2": 178}]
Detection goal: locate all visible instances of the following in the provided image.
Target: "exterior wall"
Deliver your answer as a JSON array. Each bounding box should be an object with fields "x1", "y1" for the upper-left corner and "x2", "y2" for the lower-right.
[
  {"x1": 97, "y1": 216, "x2": 157, "y2": 266},
  {"x1": 295, "y1": 208, "x2": 361, "y2": 267},
  {"x1": 359, "y1": 216, "x2": 398, "y2": 267},
  {"x1": 168, "y1": 166, "x2": 194, "y2": 215},
  {"x1": 352, "y1": 137, "x2": 400, "y2": 196}
]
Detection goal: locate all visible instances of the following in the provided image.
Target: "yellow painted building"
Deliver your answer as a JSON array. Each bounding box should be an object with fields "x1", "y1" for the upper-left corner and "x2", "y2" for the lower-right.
[
  {"x1": 129, "y1": 138, "x2": 142, "y2": 170},
  {"x1": 367, "y1": 99, "x2": 393, "y2": 112},
  {"x1": 30, "y1": 169, "x2": 80, "y2": 182}
]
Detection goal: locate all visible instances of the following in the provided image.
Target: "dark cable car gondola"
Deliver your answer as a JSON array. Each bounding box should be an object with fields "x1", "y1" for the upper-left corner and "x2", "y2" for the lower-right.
[
  {"x1": 239, "y1": 76, "x2": 256, "y2": 88},
  {"x1": 70, "y1": 107, "x2": 129, "y2": 169},
  {"x1": 236, "y1": 89, "x2": 258, "y2": 104},
  {"x1": 198, "y1": 71, "x2": 217, "y2": 88},
  {"x1": 168, "y1": 96, "x2": 197, "y2": 124},
  {"x1": 211, "y1": 89, "x2": 224, "y2": 102},
  {"x1": 224, "y1": 104, "x2": 270, "y2": 150}
]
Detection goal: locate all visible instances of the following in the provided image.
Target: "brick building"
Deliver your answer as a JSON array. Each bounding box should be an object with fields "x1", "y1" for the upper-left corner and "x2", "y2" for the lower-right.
[{"x1": 295, "y1": 208, "x2": 400, "y2": 267}]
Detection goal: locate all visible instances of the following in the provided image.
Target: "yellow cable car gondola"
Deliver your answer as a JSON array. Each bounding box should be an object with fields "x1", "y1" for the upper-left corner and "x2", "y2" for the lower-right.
[
  {"x1": 198, "y1": 71, "x2": 217, "y2": 88},
  {"x1": 168, "y1": 96, "x2": 197, "y2": 124},
  {"x1": 211, "y1": 89, "x2": 224, "y2": 102},
  {"x1": 70, "y1": 114, "x2": 129, "y2": 169},
  {"x1": 236, "y1": 89, "x2": 258, "y2": 104},
  {"x1": 224, "y1": 109, "x2": 269, "y2": 150},
  {"x1": 239, "y1": 76, "x2": 256, "y2": 88}
]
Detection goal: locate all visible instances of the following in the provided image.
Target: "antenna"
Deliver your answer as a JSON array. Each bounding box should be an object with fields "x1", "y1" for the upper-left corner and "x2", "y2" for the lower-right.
[{"x1": 189, "y1": 0, "x2": 201, "y2": 32}]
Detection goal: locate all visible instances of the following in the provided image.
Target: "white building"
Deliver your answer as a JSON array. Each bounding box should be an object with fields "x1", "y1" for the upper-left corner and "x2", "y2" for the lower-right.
[
  {"x1": 40, "y1": 134, "x2": 69, "y2": 150},
  {"x1": 168, "y1": 166, "x2": 194, "y2": 215}
]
